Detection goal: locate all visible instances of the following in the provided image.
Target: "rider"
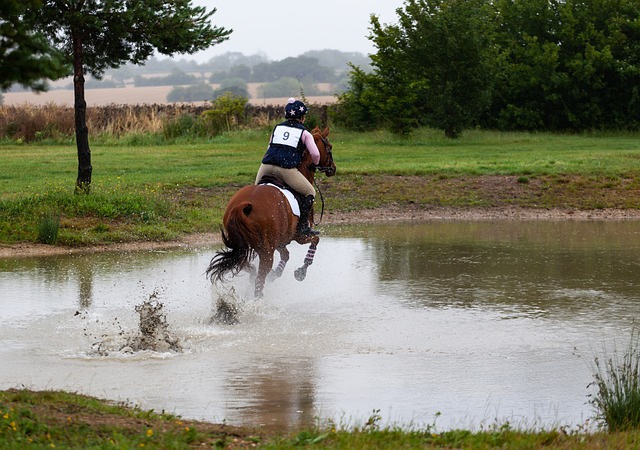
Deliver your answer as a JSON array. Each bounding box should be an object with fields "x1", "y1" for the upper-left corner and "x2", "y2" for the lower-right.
[{"x1": 255, "y1": 98, "x2": 320, "y2": 237}]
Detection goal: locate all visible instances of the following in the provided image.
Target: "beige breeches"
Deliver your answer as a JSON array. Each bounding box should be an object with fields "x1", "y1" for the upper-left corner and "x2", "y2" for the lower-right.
[{"x1": 255, "y1": 164, "x2": 316, "y2": 197}]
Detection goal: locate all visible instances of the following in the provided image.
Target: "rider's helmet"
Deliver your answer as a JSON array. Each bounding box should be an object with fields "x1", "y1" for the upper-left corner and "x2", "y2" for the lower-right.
[{"x1": 285, "y1": 97, "x2": 308, "y2": 120}]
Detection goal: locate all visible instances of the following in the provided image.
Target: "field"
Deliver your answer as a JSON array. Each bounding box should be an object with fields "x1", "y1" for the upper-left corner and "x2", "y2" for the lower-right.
[
  {"x1": 2, "y1": 82, "x2": 337, "y2": 107},
  {"x1": 1, "y1": 127, "x2": 640, "y2": 253}
]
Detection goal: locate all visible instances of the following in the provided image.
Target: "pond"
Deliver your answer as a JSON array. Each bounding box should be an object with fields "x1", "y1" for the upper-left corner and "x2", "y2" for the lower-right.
[{"x1": 1, "y1": 220, "x2": 640, "y2": 431}]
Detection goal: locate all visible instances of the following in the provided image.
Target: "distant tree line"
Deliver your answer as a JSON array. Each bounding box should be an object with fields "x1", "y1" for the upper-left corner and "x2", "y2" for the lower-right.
[
  {"x1": 134, "y1": 68, "x2": 203, "y2": 87},
  {"x1": 2, "y1": 50, "x2": 365, "y2": 104},
  {"x1": 210, "y1": 56, "x2": 337, "y2": 84},
  {"x1": 108, "y1": 50, "x2": 368, "y2": 84},
  {"x1": 334, "y1": 0, "x2": 640, "y2": 136}
]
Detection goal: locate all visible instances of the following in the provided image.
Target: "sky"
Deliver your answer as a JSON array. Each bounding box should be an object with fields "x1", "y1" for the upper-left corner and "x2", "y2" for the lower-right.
[{"x1": 184, "y1": 0, "x2": 405, "y2": 62}]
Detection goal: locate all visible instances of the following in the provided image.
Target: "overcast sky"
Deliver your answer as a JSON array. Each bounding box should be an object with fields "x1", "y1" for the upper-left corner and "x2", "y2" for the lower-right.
[{"x1": 184, "y1": 0, "x2": 405, "y2": 62}]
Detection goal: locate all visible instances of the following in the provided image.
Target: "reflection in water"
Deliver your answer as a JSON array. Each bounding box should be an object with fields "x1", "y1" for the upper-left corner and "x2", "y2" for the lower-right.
[
  {"x1": 0, "y1": 220, "x2": 639, "y2": 430},
  {"x1": 342, "y1": 221, "x2": 640, "y2": 323},
  {"x1": 78, "y1": 259, "x2": 93, "y2": 308},
  {"x1": 225, "y1": 357, "x2": 317, "y2": 429}
]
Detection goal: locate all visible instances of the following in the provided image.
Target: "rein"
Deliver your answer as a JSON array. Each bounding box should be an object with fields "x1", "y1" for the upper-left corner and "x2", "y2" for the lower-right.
[
  {"x1": 308, "y1": 134, "x2": 333, "y2": 226},
  {"x1": 312, "y1": 177, "x2": 325, "y2": 226}
]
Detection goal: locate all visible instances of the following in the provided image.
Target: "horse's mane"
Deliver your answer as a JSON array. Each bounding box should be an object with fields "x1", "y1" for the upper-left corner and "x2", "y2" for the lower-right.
[{"x1": 299, "y1": 127, "x2": 321, "y2": 168}]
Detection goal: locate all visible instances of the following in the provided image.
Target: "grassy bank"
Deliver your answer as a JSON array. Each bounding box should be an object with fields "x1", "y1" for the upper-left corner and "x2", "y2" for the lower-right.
[
  {"x1": 2, "y1": 389, "x2": 640, "y2": 449},
  {"x1": 1, "y1": 128, "x2": 640, "y2": 246}
]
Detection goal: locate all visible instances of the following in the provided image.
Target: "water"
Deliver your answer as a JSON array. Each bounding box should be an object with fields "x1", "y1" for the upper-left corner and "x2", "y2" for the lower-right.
[{"x1": 1, "y1": 220, "x2": 639, "y2": 431}]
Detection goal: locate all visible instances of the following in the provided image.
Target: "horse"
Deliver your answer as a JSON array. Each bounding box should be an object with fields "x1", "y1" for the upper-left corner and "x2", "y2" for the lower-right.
[{"x1": 206, "y1": 127, "x2": 336, "y2": 298}]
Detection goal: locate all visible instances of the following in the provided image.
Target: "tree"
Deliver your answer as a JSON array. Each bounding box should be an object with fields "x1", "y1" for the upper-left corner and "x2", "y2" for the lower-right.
[
  {"x1": 334, "y1": 65, "x2": 385, "y2": 131},
  {"x1": 167, "y1": 83, "x2": 215, "y2": 102},
  {"x1": 553, "y1": 0, "x2": 640, "y2": 130},
  {"x1": 488, "y1": 0, "x2": 640, "y2": 131},
  {"x1": 214, "y1": 78, "x2": 249, "y2": 99},
  {"x1": 23, "y1": 0, "x2": 231, "y2": 192},
  {"x1": 250, "y1": 56, "x2": 338, "y2": 83},
  {"x1": 338, "y1": 0, "x2": 496, "y2": 137},
  {"x1": 487, "y1": 0, "x2": 562, "y2": 130},
  {"x1": 0, "y1": 0, "x2": 68, "y2": 91}
]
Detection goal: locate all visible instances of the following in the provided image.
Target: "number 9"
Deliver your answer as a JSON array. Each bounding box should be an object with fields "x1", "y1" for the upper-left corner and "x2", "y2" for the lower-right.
[{"x1": 283, "y1": 131, "x2": 290, "y2": 140}]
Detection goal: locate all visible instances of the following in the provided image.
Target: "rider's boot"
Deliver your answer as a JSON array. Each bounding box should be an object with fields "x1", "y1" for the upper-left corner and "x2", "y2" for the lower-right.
[{"x1": 296, "y1": 195, "x2": 319, "y2": 237}]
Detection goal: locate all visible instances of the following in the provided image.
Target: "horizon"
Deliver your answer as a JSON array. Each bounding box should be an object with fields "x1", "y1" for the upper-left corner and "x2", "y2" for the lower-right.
[{"x1": 182, "y1": 0, "x2": 404, "y2": 63}]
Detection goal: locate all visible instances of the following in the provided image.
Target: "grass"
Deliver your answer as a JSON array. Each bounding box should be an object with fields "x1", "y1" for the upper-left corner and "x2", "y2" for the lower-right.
[
  {"x1": 36, "y1": 210, "x2": 60, "y2": 244},
  {"x1": 1, "y1": 127, "x2": 640, "y2": 245},
  {"x1": 2, "y1": 390, "x2": 640, "y2": 449},
  {"x1": 589, "y1": 329, "x2": 640, "y2": 432}
]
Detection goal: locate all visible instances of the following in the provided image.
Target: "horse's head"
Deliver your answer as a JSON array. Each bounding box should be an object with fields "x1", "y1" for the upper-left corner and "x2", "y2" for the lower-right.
[{"x1": 311, "y1": 127, "x2": 336, "y2": 177}]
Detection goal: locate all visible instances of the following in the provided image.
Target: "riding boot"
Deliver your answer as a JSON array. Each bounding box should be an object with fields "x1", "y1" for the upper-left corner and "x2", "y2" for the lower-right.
[{"x1": 297, "y1": 195, "x2": 319, "y2": 237}]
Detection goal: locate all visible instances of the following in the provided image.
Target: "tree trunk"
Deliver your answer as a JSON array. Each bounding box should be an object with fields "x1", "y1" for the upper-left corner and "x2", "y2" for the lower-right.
[{"x1": 72, "y1": 30, "x2": 92, "y2": 193}]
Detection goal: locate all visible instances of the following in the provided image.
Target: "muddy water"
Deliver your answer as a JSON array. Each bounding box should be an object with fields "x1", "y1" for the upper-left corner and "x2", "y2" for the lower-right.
[{"x1": 1, "y1": 221, "x2": 639, "y2": 431}]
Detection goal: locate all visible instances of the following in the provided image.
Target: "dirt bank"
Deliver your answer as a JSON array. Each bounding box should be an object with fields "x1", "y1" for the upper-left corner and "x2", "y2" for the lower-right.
[{"x1": 2, "y1": 205, "x2": 640, "y2": 259}]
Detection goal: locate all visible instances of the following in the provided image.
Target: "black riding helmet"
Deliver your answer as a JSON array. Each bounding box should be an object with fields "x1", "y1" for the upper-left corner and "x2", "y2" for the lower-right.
[{"x1": 284, "y1": 97, "x2": 308, "y2": 120}]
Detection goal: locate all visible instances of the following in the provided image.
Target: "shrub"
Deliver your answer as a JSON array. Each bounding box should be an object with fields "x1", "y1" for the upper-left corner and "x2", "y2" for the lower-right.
[
  {"x1": 201, "y1": 92, "x2": 248, "y2": 133},
  {"x1": 162, "y1": 114, "x2": 209, "y2": 140},
  {"x1": 589, "y1": 329, "x2": 640, "y2": 431},
  {"x1": 37, "y1": 211, "x2": 60, "y2": 244}
]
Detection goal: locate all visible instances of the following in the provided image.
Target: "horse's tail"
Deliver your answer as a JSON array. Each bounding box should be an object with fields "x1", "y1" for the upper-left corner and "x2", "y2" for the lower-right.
[{"x1": 206, "y1": 202, "x2": 257, "y2": 283}]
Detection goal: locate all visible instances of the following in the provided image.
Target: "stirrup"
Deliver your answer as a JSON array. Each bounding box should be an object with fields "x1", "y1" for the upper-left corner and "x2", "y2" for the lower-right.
[{"x1": 296, "y1": 224, "x2": 320, "y2": 237}]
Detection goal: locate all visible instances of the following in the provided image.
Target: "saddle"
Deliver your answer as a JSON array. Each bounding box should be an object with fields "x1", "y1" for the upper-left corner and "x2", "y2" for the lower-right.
[{"x1": 257, "y1": 175, "x2": 304, "y2": 204}]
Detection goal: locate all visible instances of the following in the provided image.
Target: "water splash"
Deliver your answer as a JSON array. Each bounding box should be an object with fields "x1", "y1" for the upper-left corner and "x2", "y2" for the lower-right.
[
  {"x1": 127, "y1": 291, "x2": 182, "y2": 353},
  {"x1": 81, "y1": 290, "x2": 182, "y2": 356},
  {"x1": 211, "y1": 287, "x2": 243, "y2": 325}
]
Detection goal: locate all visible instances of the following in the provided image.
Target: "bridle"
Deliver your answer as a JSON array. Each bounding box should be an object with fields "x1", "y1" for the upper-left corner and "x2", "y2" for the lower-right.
[{"x1": 312, "y1": 135, "x2": 334, "y2": 174}]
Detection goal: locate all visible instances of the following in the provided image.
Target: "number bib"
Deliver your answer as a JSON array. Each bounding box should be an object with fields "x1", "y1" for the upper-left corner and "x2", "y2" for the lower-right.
[{"x1": 271, "y1": 125, "x2": 303, "y2": 148}]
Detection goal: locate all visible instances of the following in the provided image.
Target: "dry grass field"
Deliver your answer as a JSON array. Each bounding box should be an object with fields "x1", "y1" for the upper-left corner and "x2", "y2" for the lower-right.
[{"x1": 3, "y1": 82, "x2": 337, "y2": 107}]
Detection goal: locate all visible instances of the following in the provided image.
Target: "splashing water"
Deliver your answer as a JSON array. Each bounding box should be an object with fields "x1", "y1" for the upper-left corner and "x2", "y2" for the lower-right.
[
  {"x1": 128, "y1": 292, "x2": 182, "y2": 352},
  {"x1": 211, "y1": 287, "x2": 242, "y2": 325},
  {"x1": 82, "y1": 290, "x2": 182, "y2": 356}
]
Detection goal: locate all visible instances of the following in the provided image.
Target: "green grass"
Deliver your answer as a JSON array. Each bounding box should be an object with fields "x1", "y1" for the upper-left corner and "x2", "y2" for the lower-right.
[
  {"x1": 1, "y1": 127, "x2": 640, "y2": 246},
  {"x1": 36, "y1": 210, "x2": 60, "y2": 244},
  {"x1": 590, "y1": 330, "x2": 640, "y2": 432},
  {"x1": 2, "y1": 389, "x2": 640, "y2": 449},
  {"x1": 4, "y1": 128, "x2": 640, "y2": 193},
  {"x1": 337, "y1": 128, "x2": 640, "y2": 177}
]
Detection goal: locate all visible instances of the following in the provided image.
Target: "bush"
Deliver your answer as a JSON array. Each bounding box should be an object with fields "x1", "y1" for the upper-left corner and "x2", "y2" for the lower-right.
[
  {"x1": 162, "y1": 114, "x2": 209, "y2": 139},
  {"x1": 201, "y1": 92, "x2": 248, "y2": 133},
  {"x1": 589, "y1": 329, "x2": 640, "y2": 431},
  {"x1": 37, "y1": 211, "x2": 60, "y2": 244}
]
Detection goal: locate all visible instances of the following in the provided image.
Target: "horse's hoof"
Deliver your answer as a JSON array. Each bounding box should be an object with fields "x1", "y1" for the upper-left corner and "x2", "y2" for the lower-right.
[
  {"x1": 294, "y1": 267, "x2": 307, "y2": 281},
  {"x1": 267, "y1": 268, "x2": 283, "y2": 282}
]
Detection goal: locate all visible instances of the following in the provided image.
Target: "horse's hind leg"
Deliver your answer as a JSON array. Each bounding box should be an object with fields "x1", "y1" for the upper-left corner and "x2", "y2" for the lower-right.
[
  {"x1": 254, "y1": 253, "x2": 274, "y2": 298},
  {"x1": 294, "y1": 241, "x2": 318, "y2": 281},
  {"x1": 268, "y1": 246, "x2": 289, "y2": 282}
]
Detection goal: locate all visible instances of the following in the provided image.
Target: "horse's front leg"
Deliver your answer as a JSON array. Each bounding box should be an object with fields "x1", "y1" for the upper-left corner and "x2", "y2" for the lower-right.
[
  {"x1": 268, "y1": 246, "x2": 289, "y2": 282},
  {"x1": 255, "y1": 252, "x2": 274, "y2": 298},
  {"x1": 294, "y1": 238, "x2": 319, "y2": 282}
]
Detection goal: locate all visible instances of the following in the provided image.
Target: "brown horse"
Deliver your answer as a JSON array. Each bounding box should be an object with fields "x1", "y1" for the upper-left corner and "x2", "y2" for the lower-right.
[{"x1": 206, "y1": 127, "x2": 336, "y2": 297}]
